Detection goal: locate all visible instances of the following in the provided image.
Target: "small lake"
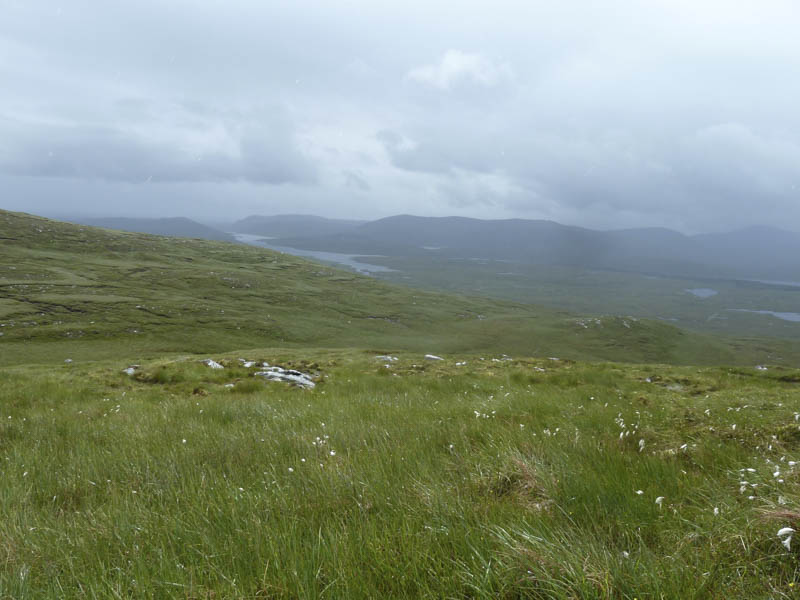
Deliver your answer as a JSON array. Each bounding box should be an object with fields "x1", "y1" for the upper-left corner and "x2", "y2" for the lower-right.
[
  {"x1": 686, "y1": 288, "x2": 718, "y2": 298},
  {"x1": 747, "y1": 279, "x2": 800, "y2": 288},
  {"x1": 231, "y1": 233, "x2": 396, "y2": 275},
  {"x1": 727, "y1": 309, "x2": 800, "y2": 323}
]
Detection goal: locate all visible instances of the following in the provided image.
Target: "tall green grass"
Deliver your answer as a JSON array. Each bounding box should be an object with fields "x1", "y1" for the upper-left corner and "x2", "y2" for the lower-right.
[{"x1": 1, "y1": 351, "x2": 799, "y2": 597}]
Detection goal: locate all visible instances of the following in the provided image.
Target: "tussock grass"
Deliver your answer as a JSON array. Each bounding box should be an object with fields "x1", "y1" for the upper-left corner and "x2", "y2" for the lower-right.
[{"x1": 2, "y1": 351, "x2": 800, "y2": 597}]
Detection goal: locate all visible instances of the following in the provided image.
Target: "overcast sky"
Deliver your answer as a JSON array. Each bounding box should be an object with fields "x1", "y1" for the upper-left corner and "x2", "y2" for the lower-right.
[{"x1": 2, "y1": 0, "x2": 799, "y2": 232}]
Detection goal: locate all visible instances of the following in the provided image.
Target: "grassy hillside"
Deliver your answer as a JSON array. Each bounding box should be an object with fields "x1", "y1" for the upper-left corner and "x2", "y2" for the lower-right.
[
  {"x1": 2, "y1": 209, "x2": 788, "y2": 368},
  {"x1": 67, "y1": 216, "x2": 237, "y2": 242},
  {"x1": 2, "y1": 350, "x2": 800, "y2": 597}
]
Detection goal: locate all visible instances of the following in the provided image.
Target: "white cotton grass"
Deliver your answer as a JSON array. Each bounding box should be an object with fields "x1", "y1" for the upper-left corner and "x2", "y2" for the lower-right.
[{"x1": 778, "y1": 527, "x2": 795, "y2": 551}]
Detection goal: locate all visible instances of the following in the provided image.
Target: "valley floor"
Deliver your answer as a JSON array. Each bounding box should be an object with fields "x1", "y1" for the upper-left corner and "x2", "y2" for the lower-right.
[{"x1": 2, "y1": 349, "x2": 800, "y2": 598}]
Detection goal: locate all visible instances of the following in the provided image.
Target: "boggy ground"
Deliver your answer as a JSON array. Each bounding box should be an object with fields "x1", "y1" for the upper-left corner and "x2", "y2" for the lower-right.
[{"x1": 2, "y1": 349, "x2": 800, "y2": 598}]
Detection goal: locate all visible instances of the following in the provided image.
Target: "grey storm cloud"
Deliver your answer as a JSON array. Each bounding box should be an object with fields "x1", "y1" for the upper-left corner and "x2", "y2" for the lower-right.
[
  {"x1": 0, "y1": 105, "x2": 316, "y2": 185},
  {"x1": 343, "y1": 171, "x2": 371, "y2": 192},
  {"x1": 1, "y1": 0, "x2": 799, "y2": 231}
]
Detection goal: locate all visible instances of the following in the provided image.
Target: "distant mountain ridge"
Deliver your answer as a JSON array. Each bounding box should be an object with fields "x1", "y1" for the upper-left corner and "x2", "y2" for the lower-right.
[
  {"x1": 69, "y1": 217, "x2": 236, "y2": 242},
  {"x1": 252, "y1": 214, "x2": 800, "y2": 282},
  {"x1": 60, "y1": 212, "x2": 800, "y2": 282},
  {"x1": 231, "y1": 214, "x2": 365, "y2": 238}
]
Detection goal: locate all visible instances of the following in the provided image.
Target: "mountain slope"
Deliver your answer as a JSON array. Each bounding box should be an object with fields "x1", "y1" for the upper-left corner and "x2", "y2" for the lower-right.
[
  {"x1": 231, "y1": 214, "x2": 364, "y2": 238},
  {"x1": 68, "y1": 217, "x2": 236, "y2": 242},
  {"x1": 272, "y1": 214, "x2": 800, "y2": 281},
  {"x1": 694, "y1": 226, "x2": 800, "y2": 280},
  {"x1": 0, "y1": 209, "x2": 782, "y2": 367}
]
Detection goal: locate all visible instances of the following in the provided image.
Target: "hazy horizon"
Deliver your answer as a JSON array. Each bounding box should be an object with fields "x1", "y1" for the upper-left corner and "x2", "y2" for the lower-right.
[
  {"x1": 27, "y1": 209, "x2": 796, "y2": 237},
  {"x1": 3, "y1": 1, "x2": 800, "y2": 234}
]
